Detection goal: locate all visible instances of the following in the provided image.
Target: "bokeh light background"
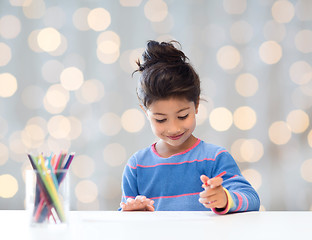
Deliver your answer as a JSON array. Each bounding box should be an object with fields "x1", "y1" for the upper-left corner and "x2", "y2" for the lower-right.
[{"x1": 0, "y1": 0, "x2": 312, "y2": 211}]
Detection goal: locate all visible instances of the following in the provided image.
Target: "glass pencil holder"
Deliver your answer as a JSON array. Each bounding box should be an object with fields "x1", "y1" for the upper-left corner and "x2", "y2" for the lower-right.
[{"x1": 25, "y1": 169, "x2": 70, "y2": 227}]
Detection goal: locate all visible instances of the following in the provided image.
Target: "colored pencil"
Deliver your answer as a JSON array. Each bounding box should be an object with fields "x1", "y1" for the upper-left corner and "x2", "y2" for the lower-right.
[{"x1": 27, "y1": 151, "x2": 75, "y2": 223}]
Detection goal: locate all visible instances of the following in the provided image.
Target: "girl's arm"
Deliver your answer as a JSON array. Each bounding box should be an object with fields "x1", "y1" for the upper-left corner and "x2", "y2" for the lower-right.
[
  {"x1": 119, "y1": 156, "x2": 154, "y2": 211},
  {"x1": 206, "y1": 151, "x2": 260, "y2": 214}
]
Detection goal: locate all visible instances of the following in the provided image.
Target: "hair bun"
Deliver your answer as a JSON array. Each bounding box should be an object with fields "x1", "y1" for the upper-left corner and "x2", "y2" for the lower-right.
[{"x1": 137, "y1": 40, "x2": 187, "y2": 72}]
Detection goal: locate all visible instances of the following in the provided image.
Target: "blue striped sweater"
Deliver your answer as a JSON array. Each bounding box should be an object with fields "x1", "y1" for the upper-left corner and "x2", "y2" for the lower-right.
[{"x1": 121, "y1": 139, "x2": 260, "y2": 213}]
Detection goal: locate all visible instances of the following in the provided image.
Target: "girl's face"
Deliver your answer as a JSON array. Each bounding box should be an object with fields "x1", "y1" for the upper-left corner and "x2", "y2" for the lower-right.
[{"x1": 145, "y1": 97, "x2": 198, "y2": 153}]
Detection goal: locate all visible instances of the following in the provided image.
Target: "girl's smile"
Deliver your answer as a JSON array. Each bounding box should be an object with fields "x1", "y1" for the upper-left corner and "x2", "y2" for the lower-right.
[{"x1": 167, "y1": 132, "x2": 185, "y2": 141}]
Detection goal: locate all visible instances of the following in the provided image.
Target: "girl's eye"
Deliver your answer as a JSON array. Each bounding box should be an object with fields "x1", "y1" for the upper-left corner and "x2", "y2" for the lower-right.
[
  {"x1": 155, "y1": 119, "x2": 166, "y2": 123},
  {"x1": 178, "y1": 114, "x2": 189, "y2": 120}
]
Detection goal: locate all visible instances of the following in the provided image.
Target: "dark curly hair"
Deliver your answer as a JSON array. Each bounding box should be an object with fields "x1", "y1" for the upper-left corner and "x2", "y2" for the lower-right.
[{"x1": 134, "y1": 40, "x2": 201, "y2": 109}]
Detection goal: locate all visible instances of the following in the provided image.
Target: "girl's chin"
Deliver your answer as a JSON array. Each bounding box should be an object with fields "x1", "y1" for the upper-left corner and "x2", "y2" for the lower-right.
[{"x1": 166, "y1": 137, "x2": 187, "y2": 147}]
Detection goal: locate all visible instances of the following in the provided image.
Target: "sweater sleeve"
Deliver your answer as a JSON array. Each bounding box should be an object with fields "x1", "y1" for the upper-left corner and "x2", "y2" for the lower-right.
[
  {"x1": 120, "y1": 155, "x2": 138, "y2": 204},
  {"x1": 211, "y1": 151, "x2": 260, "y2": 214}
]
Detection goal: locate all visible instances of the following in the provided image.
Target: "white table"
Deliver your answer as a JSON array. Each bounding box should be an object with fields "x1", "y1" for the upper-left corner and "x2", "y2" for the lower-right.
[{"x1": 1, "y1": 211, "x2": 311, "y2": 240}]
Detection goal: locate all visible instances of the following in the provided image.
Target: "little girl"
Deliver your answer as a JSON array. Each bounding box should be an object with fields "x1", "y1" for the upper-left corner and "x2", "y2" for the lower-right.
[{"x1": 120, "y1": 40, "x2": 260, "y2": 214}]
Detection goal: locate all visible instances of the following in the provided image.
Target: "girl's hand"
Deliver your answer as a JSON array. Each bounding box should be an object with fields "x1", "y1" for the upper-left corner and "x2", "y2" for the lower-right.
[
  {"x1": 198, "y1": 175, "x2": 228, "y2": 209},
  {"x1": 120, "y1": 195, "x2": 155, "y2": 211}
]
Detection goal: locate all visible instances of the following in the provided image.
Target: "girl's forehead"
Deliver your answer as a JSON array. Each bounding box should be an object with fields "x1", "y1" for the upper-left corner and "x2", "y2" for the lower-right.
[{"x1": 148, "y1": 97, "x2": 194, "y2": 112}]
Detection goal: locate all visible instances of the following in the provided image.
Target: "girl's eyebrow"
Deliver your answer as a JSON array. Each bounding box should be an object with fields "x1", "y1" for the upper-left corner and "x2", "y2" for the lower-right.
[
  {"x1": 153, "y1": 107, "x2": 190, "y2": 115},
  {"x1": 177, "y1": 107, "x2": 190, "y2": 113}
]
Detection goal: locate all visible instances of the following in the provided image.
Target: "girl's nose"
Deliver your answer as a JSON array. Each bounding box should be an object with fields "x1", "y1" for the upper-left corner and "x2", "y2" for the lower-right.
[{"x1": 167, "y1": 119, "x2": 181, "y2": 134}]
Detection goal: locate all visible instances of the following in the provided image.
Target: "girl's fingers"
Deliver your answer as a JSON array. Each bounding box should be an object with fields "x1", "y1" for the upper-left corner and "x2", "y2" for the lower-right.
[
  {"x1": 200, "y1": 175, "x2": 209, "y2": 185},
  {"x1": 201, "y1": 175, "x2": 224, "y2": 189},
  {"x1": 207, "y1": 177, "x2": 223, "y2": 188},
  {"x1": 121, "y1": 202, "x2": 131, "y2": 211},
  {"x1": 199, "y1": 189, "x2": 227, "y2": 209},
  {"x1": 199, "y1": 185, "x2": 221, "y2": 198},
  {"x1": 203, "y1": 201, "x2": 219, "y2": 209},
  {"x1": 199, "y1": 197, "x2": 221, "y2": 209},
  {"x1": 121, "y1": 197, "x2": 155, "y2": 211},
  {"x1": 135, "y1": 195, "x2": 146, "y2": 202},
  {"x1": 146, "y1": 205, "x2": 155, "y2": 211},
  {"x1": 199, "y1": 195, "x2": 217, "y2": 204}
]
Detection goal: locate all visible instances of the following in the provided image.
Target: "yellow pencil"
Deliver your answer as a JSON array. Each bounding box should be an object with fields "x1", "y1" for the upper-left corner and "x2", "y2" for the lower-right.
[{"x1": 38, "y1": 155, "x2": 66, "y2": 222}]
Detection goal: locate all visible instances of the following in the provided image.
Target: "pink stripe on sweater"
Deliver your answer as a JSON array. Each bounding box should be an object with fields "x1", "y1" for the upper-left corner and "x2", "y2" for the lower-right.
[
  {"x1": 128, "y1": 148, "x2": 228, "y2": 169},
  {"x1": 233, "y1": 192, "x2": 243, "y2": 212},
  {"x1": 214, "y1": 150, "x2": 227, "y2": 158},
  {"x1": 241, "y1": 192, "x2": 249, "y2": 211},
  {"x1": 123, "y1": 196, "x2": 135, "y2": 199},
  {"x1": 127, "y1": 157, "x2": 217, "y2": 169}
]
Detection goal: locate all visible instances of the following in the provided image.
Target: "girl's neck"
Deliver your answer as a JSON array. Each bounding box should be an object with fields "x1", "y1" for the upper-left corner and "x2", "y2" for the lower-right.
[{"x1": 154, "y1": 135, "x2": 198, "y2": 158}]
